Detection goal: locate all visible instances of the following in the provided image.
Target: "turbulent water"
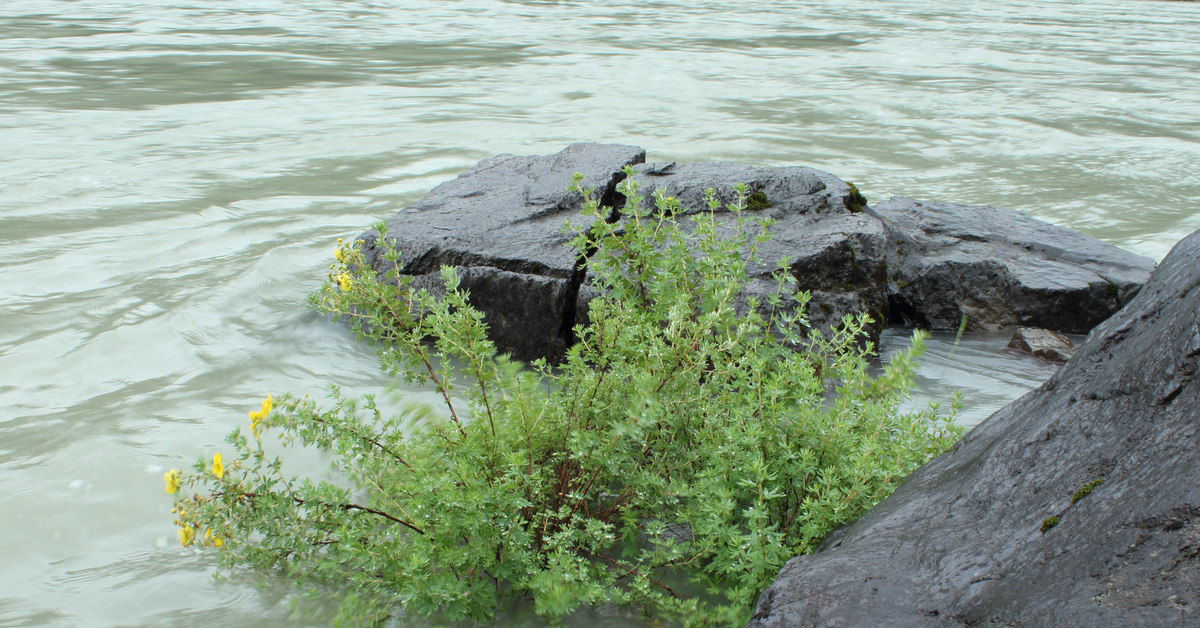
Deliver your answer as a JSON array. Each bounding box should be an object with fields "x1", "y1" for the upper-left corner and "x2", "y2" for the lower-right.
[{"x1": 3, "y1": 0, "x2": 1199, "y2": 624}]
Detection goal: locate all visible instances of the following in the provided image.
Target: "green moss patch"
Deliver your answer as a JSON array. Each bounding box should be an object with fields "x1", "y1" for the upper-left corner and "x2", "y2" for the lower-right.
[{"x1": 746, "y1": 190, "x2": 773, "y2": 211}]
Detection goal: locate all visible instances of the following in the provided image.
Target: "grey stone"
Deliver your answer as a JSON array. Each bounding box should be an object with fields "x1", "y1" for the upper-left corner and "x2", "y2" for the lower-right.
[
  {"x1": 607, "y1": 161, "x2": 887, "y2": 337},
  {"x1": 1008, "y1": 327, "x2": 1077, "y2": 363},
  {"x1": 359, "y1": 145, "x2": 1155, "y2": 363},
  {"x1": 873, "y1": 196, "x2": 1155, "y2": 333},
  {"x1": 359, "y1": 143, "x2": 645, "y2": 362},
  {"x1": 750, "y1": 229, "x2": 1200, "y2": 627}
]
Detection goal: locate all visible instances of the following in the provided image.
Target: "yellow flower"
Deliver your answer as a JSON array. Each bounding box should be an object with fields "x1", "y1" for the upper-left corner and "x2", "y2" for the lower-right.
[
  {"x1": 164, "y1": 469, "x2": 181, "y2": 495},
  {"x1": 178, "y1": 526, "x2": 195, "y2": 547},
  {"x1": 334, "y1": 247, "x2": 346, "y2": 263},
  {"x1": 211, "y1": 452, "x2": 224, "y2": 480},
  {"x1": 337, "y1": 273, "x2": 352, "y2": 292},
  {"x1": 202, "y1": 527, "x2": 226, "y2": 548},
  {"x1": 248, "y1": 395, "x2": 273, "y2": 436}
]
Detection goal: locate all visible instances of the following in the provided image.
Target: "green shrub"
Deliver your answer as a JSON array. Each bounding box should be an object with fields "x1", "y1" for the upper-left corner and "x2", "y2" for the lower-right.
[{"x1": 165, "y1": 168, "x2": 961, "y2": 625}]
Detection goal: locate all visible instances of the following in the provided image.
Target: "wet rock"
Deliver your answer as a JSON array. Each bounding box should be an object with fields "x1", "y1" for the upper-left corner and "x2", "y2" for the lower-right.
[
  {"x1": 1008, "y1": 327, "x2": 1077, "y2": 363},
  {"x1": 618, "y1": 161, "x2": 887, "y2": 337},
  {"x1": 359, "y1": 145, "x2": 1154, "y2": 363},
  {"x1": 359, "y1": 143, "x2": 645, "y2": 362},
  {"x1": 873, "y1": 196, "x2": 1155, "y2": 333},
  {"x1": 750, "y1": 229, "x2": 1200, "y2": 627}
]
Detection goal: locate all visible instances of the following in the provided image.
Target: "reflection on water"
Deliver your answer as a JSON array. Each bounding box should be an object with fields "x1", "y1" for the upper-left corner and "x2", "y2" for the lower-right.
[{"x1": 3, "y1": 0, "x2": 1198, "y2": 624}]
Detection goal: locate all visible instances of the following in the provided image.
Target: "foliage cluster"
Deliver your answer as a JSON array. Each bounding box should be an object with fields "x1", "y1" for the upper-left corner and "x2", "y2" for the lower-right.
[{"x1": 166, "y1": 168, "x2": 960, "y2": 625}]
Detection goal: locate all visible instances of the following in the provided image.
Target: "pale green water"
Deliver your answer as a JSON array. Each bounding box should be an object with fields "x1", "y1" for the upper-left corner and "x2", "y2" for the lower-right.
[{"x1": 2, "y1": 0, "x2": 1199, "y2": 624}]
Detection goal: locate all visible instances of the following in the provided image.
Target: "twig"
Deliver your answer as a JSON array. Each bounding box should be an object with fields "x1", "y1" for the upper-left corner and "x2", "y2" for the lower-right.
[
  {"x1": 309, "y1": 413, "x2": 413, "y2": 470},
  {"x1": 592, "y1": 553, "x2": 679, "y2": 599},
  {"x1": 289, "y1": 494, "x2": 425, "y2": 535},
  {"x1": 340, "y1": 503, "x2": 426, "y2": 535}
]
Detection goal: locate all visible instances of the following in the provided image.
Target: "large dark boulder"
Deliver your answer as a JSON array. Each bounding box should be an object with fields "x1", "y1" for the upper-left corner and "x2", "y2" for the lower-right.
[
  {"x1": 359, "y1": 143, "x2": 645, "y2": 362},
  {"x1": 750, "y1": 229, "x2": 1200, "y2": 627},
  {"x1": 361, "y1": 144, "x2": 1154, "y2": 363},
  {"x1": 873, "y1": 196, "x2": 1154, "y2": 332}
]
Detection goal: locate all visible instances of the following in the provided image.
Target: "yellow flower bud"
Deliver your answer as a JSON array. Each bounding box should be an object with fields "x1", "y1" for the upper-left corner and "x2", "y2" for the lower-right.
[{"x1": 211, "y1": 452, "x2": 224, "y2": 480}]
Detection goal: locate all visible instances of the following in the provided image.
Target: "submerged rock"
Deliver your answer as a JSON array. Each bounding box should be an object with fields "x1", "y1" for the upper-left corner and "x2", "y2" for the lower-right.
[
  {"x1": 750, "y1": 229, "x2": 1200, "y2": 627},
  {"x1": 1008, "y1": 327, "x2": 1077, "y2": 363},
  {"x1": 361, "y1": 144, "x2": 1153, "y2": 362}
]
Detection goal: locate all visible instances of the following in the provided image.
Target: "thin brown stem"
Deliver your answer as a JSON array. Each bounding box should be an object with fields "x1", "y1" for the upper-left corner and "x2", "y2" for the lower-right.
[
  {"x1": 592, "y1": 553, "x2": 679, "y2": 599},
  {"x1": 308, "y1": 413, "x2": 413, "y2": 471},
  {"x1": 339, "y1": 503, "x2": 426, "y2": 535},
  {"x1": 413, "y1": 346, "x2": 467, "y2": 439},
  {"x1": 569, "y1": 466, "x2": 603, "y2": 517},
  {"x1": 286, "y1": 494, "x2": 426, "y2": 535}
]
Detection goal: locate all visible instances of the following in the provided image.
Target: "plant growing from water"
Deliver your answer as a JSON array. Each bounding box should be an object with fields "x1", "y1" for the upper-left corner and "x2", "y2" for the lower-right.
[{"x1": 165, "y1": 168, "x2": 961, "y2": 625}]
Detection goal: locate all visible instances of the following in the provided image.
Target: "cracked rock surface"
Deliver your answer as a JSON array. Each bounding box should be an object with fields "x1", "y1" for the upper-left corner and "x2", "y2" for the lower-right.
[
  {"x1": 360, "y1": 144, "x2": 1153, "y2": 363},
  {"x1": 749, "y1": 228, "x2": 1200, "y2": 627},
  {"x1": 873, "y1": 196, "x2": 1154, "y2": 332},
  {"x1": 359, "y1": 143, "x2": 644, "y2": 362}
]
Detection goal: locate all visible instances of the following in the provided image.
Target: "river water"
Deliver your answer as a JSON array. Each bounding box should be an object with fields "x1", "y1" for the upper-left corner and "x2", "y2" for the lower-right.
[{"x1": 3, "y1": 0, "x2": 1198, "y2": 624}]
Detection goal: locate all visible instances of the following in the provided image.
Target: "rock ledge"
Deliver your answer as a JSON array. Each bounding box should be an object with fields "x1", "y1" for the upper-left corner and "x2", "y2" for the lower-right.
[{"x1": 361, "y1": 144, "x2": 1154, "y2": 362}]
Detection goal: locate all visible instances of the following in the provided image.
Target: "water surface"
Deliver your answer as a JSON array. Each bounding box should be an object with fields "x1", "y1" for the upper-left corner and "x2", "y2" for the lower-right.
[{"x1": 3, "y1": 0, "x2": 1199, "y2": 624}]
